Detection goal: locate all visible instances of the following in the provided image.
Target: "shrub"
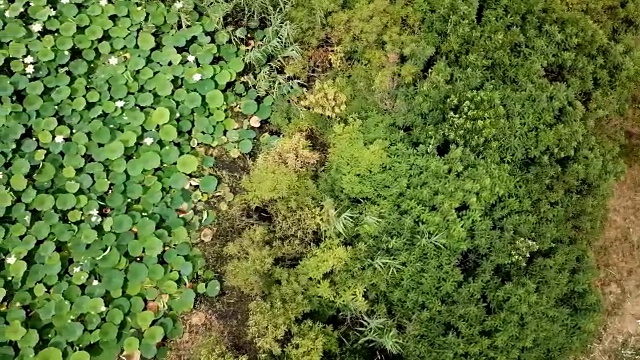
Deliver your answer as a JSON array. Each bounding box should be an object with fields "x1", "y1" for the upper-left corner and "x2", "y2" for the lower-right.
[
  {"x1": 300, "y1": 79, "x2": 347, "y2": 118},
  {"x1": 241, "y1": 133, "x2": 322, "y2": 240},
  {"x1": 322, "y1": 120, "x2": 389, "y2": 200},
  {"x1": 198, "y1": 0, "x2": 640, "y2": 358},
  {"x1": 0, "y1": 0, "x2": 274, "y2": 358},
  {"x1": 310, "y1": 0, "x2": 640, "y2": 358},
  {"x1": 220, "y1": 0, "x2": 640, "y2": 359}
]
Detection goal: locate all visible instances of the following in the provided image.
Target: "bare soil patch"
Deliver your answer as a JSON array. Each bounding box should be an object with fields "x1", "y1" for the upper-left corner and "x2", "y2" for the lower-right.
[{"x1": 586, "y1": 163, "x2": 640, "y2": 359}]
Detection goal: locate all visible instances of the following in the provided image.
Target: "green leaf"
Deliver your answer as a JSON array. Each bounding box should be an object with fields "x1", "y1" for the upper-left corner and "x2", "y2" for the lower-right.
[
  {"x1": 56, "y1": 194, "x2": 77, "y2": 210},
  {"x1": 69, "y1": 351, "x2": 90, "y2": 360},
  {"x1": 10, "y1": 174, "x2": 28, "y2": 191},
  {"x1": 206, "y1": 90, "x2": 224, "y2": 109},
  {"x1": 104, "y1": 141, "x2": 125, "y2": 160},
  {"x1": 150, "y1": 107, "x2": 171, "y2": 127},
  {"x1": 197, "y1": 283, "x2": 206, "y2": 294},
  {"x1": 113, "y1": 214, "x2": 133, "y2": 233},
  {"x1": 24, "y1": 95, "x2": 43, "y2": 111},
  {"x1": 238, "y1": 139, "x2": 253, "y2": 154},
  {"x1": 35, "y1": 348, "x2": 62, "y2": 360},
  {"x1": 136, "y1": 218, "x2": 156, "y2": 237},
  {"x1": 9, "y1": 260, "x2": 27, "y2": 278},
  {"x1": 255, "y1": 103, "x2": 272, "y2": 120},
  {"x1": 128, "y1": 240, "x2": 144, "y2": 257},
  {"x1": 5, "y1": 321, "x2": 27, "y2": 341},
  {"x1": 18, "y1": 329, "x2": 39, "y2": 349},
  {"x1": 140, "y1": 152, "x2": 161, "y2": 170},
  {"x1": 59, "y1": 321, "x2": 84, "y2": 341},
  {"x1": 215, "y1": 70, "x2": 231, "y2": 85},
  {"x1": 140, "y1": 342, "x2": 157, "y2": 359},
  {"x1": 143, "y1": 237, "x2": 164, "y2": 257},
  {"x1": 0, "y1": 191, "x2": 12, "y2": 207},
  {"x1": 199, "y1": 176, "x2": 218, "y2": 192},
  {"x1": 137, "y1": 311, "x2": 155, "y2": 330},
  {"x1": 33, "y1": 194, "x2": 55, "y2": 211},
  {"x1": 128, "y1": 263, "x2": 149, "y2": 283},
  {"x1": 138, "y1": 32, "x2": 156, "y2": 51},
  {"x1": 184, "y1": 92, "x2": 202, "y2": 108},
  {"x1": 159, "y1": 125, "x2": 178, "y2": 142},
  {"x1": 241, "y1": 100, "x2": 258, "y2": 115},
  {"x1": 143, "y1": 326, "x2": 165, "y2": 344},
  {"x1": 228, "y1": 57, "x2": 245, "y2": 72},
  {"x1": 177, "y1": 155, "x2": 199, "y2": 174},
  {"x1": 206, "y1": 280, "x2": 221, "y2": 297},
  {"x1": 124, "y1": 337, "x2": 140, "y2": 353}
]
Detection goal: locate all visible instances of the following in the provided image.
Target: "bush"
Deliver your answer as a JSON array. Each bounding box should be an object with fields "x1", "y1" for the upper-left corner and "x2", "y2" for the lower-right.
[
  {"x1": 217, "y1": 0, "x2": 640, "y2": 359},
  {"x1": 311, "y1": 0, "x2": 639, "y2": 358},
  {"x1": 0, "y1": 1, "x2": 274, "y2": 358}
]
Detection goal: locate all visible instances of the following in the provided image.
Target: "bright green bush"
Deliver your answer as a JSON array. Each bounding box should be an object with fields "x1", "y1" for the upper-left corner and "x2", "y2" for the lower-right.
[{"x1": 0, "y1": 0, "x2": 274, "y2": 358}]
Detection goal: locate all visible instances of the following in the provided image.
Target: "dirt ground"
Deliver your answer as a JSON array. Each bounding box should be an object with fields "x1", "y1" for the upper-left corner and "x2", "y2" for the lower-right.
[{"x1": 585, "y1": 163, "x2": 640, "y2": 360}]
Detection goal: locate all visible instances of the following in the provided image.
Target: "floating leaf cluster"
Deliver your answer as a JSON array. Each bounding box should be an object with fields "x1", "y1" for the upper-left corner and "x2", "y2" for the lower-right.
[{"x1": 0, "y1": 0, "x2": 272, "y2": 358}]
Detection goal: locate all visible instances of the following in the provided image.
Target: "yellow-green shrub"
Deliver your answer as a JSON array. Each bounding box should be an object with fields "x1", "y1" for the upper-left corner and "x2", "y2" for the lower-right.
[{"x1": 324, "y1": 120, "x2": 389, "y2": 199}]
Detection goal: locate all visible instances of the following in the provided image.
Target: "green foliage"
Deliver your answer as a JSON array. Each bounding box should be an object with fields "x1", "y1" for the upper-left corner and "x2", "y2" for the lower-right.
[
  {"x1": 284, "y1": 321, "x2": 339, "y2": 360},
  {"x1": 221, "y1": 136, "x2": 375, "y2": 358},
  {"x1": 241, "y1": 133, "x2": 322, "y2": 239},
  {"x1": 195, "y1": 0, "x2": 303, "y2": 97},
  {"x1": 323, "y1": 120, "x2": 388, "y2": 199},
  {"x1": 215, "y1": 0, "x2": 640, "y2": 359},
  {"x1": 244, "y1": 238, "x2": 355, "y2": 356},
  {"x1": 224, "y1": 227, "x2": 275, "y2": 295},
  {"x1": 300, "y1": 79, "x2": 348, "y2": 118},
  {"x1": 0, "y1": 0, "x2": 274, "y2": 358},
  {"x1": 302, "y1": 0, "x2": 640, "y2": 358},
  {"x1": 195, "y1": 332, "x2": 249, "y2": 360}
]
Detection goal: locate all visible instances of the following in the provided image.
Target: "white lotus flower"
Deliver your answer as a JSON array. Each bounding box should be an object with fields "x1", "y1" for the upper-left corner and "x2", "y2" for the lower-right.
[
  {"x1": 142, "y1": 137, "x2": 154, "y2": 146},
  {"x1": 99, "y1": 0, "x2": 107, "y2": 6},
  {"x1": 30, "y1": 22, "x2": 43, "y2": 32},
  {"x1": 108, "y1": 56, "x2": 118, "y2": 65},
  {"x1": 92, "y1": 280, "x2": 99, "y2": 286},
  {"x1": 6, "y1": 255, "x2": 16, "y2": 265},
  {"x1": 187, "y1": 55, "x2": 196, "y2": 63},
  {"x1": 4, "y1": 10, "x2": 10, "y2": 17},
  {"x1": 54, "y1": 135, "x2": 64, "y2": 143},
  {"x1": 23, "y1": 55, "x2": 34, "y2": 64},
  {"x1": 115, "y1": 100, "x2": 125, "y2": 108},
  {"x1": 192, "y1": 73, "x2": 202, "y2": 82},
  {"x1": 89, "y1": 209, "x2": 99, "y2": 216},
  {"x1": 0, "y1": 172, "x2": 3, "y2": 179},
  {"x1": 71, "y1": 266, "x2": 81, "y2": 274},
  {"x1": 91, "y1": 215, "x2": 101, "y2": 223},
  {"x1": 61, "y1": 0, "x2": 69, "y2": 3},
  {"x1": 25, "y1": 65, "x2": 34, "y2": 74},
  {"x1": 174, "y1": 1, "x2": 184, "y2": 9}
]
